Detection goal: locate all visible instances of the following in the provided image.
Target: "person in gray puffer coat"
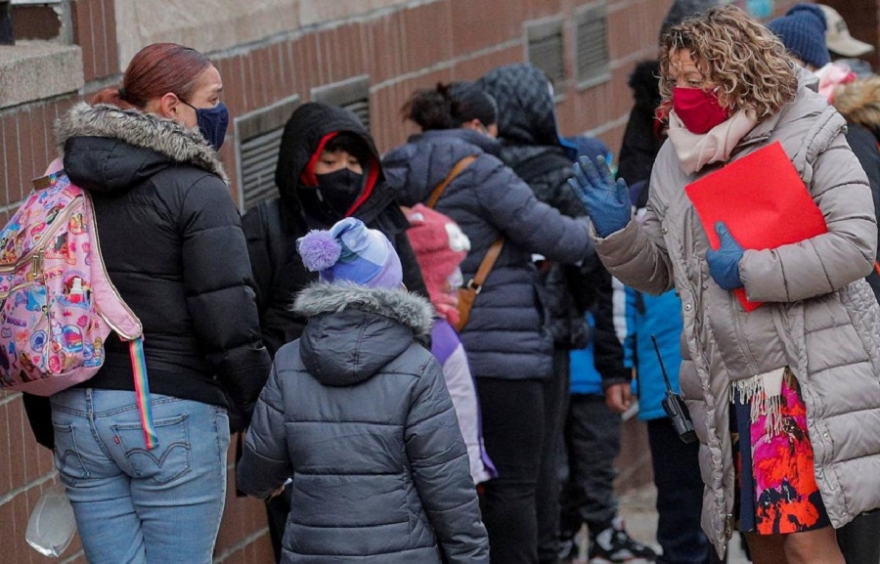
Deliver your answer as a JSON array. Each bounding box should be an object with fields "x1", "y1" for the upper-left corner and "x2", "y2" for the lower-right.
[
  {"x1": 574, "y1": 7, "x2": 880, "y2": 563},
  {"x1": 237, "y1": 217, "x2": 489, "y2": 564},
  {"x1": 383, "y1": 81, "x2": 594, "y2": 564}
]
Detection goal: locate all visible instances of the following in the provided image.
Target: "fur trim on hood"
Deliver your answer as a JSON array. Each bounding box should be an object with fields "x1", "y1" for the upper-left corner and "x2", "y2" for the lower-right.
[
  {"x1": 55, "y1": 102, "x2": 227, "y2": 183},
  {"x1": 833, "y1": 77, "x2": 880, "y2": 130},
  {"x1": 293, "y1": 282, "x2": 434, "y2": 338}
]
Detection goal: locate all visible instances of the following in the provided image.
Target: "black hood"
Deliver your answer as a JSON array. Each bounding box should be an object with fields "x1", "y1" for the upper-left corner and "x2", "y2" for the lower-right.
[
  {"x1": 629, "y1": 60, "x2": 662, "y2": 116},
  {"x1": 274, "y1": 102, "x2": 392, "y2": 223},
  {"x1": 477, "y1": 63, "x2": 564, "y2": 148}
]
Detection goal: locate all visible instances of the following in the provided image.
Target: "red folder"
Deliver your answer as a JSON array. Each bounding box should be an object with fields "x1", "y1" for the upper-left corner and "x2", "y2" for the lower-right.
[{"x1": 685, "y1": 141, "x2": 827, "y2": 311}]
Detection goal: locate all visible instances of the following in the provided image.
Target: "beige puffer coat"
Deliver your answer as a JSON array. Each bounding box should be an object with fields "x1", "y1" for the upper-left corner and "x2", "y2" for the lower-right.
[{"x1": 595, "y1": 72, "x2": 880, "y2": 555}]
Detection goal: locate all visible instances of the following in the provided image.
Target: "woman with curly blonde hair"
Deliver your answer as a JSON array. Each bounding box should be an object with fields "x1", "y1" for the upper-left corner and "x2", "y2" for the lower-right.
[{"x1": 572, "y1": 6, "x2": 880, "y2": 564}]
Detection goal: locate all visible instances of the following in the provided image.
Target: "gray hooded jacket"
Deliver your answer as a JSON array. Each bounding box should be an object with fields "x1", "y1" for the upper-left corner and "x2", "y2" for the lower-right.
[
  {"x1": 236, "y1": 282, "x2": 489, "y2": 564},
  {"x1": 594, "y1": 70, "x2": 880, "y2": 554}
]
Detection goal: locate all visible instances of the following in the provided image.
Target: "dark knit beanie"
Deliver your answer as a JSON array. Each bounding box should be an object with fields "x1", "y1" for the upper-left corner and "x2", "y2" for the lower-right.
[
  {"x1": 660, "y1": 0, "x2": 720, "y2": 39},
  {"x1": 767, "y1": 4, "x2": 831, "y2": 69}
]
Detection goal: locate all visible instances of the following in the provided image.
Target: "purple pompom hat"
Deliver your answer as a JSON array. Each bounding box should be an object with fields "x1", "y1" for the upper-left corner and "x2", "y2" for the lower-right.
[{"x1": 296, "y1": 217, "x2": 403, "y2": 290}]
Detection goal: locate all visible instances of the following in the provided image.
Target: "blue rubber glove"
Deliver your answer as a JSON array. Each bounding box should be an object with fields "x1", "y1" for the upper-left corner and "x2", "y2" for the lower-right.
[
  {"x1": 706, "y1": 222, "x2": 744, "y2": 290},
  {"x1": 567, "y1": 156, "x2": 631, "y2": 237}
]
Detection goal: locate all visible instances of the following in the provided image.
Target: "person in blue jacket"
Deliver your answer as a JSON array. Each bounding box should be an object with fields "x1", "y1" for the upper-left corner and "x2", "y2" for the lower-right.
[
  {"x1": 559, "y1": 269, "x2": 658, "y2": 564},
  {"x1": 606, "y1": 194, "x2": 723, "y2": 564}
]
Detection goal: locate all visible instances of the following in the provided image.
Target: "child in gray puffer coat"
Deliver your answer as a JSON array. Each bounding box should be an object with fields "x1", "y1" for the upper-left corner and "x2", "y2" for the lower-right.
[{"x1": 236, "y1": 217, "x2": 490, "y2": 564}]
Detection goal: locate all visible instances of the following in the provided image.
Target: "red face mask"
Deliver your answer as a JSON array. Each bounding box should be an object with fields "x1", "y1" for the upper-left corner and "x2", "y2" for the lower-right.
[{"x1": 672, "y1": 86, "x2": 730, "y2": 134}]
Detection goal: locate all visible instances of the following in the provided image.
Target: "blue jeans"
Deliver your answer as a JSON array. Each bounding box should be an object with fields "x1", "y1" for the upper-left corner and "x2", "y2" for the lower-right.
[{"x1": 51, "y1": 389, "x2": 230, "y2": 564}]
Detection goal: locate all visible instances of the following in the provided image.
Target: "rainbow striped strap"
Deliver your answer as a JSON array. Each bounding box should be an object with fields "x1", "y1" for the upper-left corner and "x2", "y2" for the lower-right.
[{"x1": 128, "y1": 337, "x2": 157, "y2": 450}]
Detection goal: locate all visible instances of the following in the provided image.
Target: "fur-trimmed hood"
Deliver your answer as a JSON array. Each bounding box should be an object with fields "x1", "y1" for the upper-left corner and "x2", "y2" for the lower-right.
[
  {"x1": 56, "y1": 102, "x2": 227, "y2": 189},
  {"x1": 292, "y1": 282, "x2": 434, "y2": 386},
  {"x1": 833, "y1": 77, "x2": 880, "y2": 132}
]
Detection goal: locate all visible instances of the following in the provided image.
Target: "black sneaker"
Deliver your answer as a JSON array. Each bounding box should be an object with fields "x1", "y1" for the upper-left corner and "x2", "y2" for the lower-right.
[{"x1": 588, "y1": 517, "x2": 657, "y2": 564}]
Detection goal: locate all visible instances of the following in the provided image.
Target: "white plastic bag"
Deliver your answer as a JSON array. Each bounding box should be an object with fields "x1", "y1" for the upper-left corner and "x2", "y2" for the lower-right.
[{"x1": 26, "y1": 483, "x2": 77, "y2": 557}]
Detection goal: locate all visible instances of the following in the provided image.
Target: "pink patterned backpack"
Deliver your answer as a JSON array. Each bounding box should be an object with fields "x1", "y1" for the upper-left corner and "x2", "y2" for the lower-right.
[{"x1": 0, "y1": 160, "x2": 157, "y2": 447}]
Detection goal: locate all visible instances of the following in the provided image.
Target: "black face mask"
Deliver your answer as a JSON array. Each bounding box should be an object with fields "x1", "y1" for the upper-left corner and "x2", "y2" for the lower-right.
[{"x1": 314, "y1": 168, "x2": 364, "y2": 215}]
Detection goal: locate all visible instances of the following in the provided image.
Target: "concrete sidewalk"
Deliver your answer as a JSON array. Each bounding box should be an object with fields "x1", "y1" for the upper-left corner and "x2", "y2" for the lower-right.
[{"x1": 613, "y1": 484, "x2": 750, "y2": 564}]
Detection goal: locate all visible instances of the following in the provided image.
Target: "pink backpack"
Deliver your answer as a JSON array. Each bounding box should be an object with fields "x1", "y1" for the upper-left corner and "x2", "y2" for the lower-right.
[{"x1": 0, "y1": 160, "x2": 157, "y2": 448}]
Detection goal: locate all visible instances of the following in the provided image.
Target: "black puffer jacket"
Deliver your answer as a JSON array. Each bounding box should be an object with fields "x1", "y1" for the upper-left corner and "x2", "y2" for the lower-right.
[
  {"x1": 841, "y1": 123, "x2": 880, "y2": 300},
  {"x1": 24, "y1": 103, "x2": 271, "y2": 445},
  {"x1": 478, "y1": 64, "x2": 600, "y2": 349},
  {"x1": 383, "y1": 128, "x2": 592, "y2": 380},
  {"x1": 237, "y1": 283, "x2": 489, "y2": 564},
  {"x1": 242, "y1": 103, "x2": 426, "y2": 356}
]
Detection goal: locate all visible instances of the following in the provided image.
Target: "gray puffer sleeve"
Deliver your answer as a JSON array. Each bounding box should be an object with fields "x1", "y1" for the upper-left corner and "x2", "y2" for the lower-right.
[
  {"x1": 405, "y1": 357, "x2": 490, "y2": 564},
  {"x1": 475, "y1": 163, "x2": 593, "y2": 264},
  {"x1": 236, "y1": 363, "x2": 293, "y2": 499},
  {"x1": 740, "y1": 133, "x2": 877, "y2": 302}
]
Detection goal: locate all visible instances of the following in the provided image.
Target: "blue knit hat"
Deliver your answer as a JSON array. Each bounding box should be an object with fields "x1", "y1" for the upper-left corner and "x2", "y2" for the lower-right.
[
  {"x1": 767, "y1": 4, "x2": 831, "y2": 69},
  {"x1": 297, "y1": 218, "x2": 403, "y2": 289}
]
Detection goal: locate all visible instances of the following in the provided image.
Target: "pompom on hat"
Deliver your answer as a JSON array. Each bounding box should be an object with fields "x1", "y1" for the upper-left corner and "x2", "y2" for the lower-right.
[
  {"x1": 767, "y1": 4, "x2": 832, "y2": 70},
  {"x1": 297, "y1": 217, "x2": 403, "y2": 289}
]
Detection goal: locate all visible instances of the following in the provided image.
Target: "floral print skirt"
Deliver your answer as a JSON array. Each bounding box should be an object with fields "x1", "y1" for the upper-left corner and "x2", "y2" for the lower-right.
[{"x1": 732, "y1": 370, "x2": 831, "y2": 534}]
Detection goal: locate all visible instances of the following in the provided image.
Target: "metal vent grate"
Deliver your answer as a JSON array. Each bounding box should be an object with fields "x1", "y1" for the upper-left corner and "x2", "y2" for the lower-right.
[
  {"x1": 526, "y1": 20, "x2": 566, "y2": 91},
  {"x1": 575, "y1": 3, "x2": 610, "y2": 89},
  {"x1": 234, "y1": 94, "x2": 301, "y2": 212},
  {"x1": 312, "y1": 75, "x2": 371, "y2": 130}
]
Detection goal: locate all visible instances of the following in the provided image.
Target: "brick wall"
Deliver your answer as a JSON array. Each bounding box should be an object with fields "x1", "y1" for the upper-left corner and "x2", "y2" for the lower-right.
[{"x1": 0, "y1": 0, "x2": 836, "y2": 561}]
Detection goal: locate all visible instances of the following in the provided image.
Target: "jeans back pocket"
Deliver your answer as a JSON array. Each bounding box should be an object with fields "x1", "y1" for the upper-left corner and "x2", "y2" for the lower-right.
[
  {"x1": 52, "y1": 424, "x2": 90, "y2": 486},
  {"x1": 112, "y1": 414, "x2": 192, "y2": 485}
]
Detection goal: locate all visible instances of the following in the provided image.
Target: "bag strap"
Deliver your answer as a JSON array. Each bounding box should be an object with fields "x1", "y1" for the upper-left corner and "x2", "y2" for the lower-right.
[
  {"x1": 426, "y1": 154, "x2": 503, "y2": 296},
  {"x1": 467, "y1": 238, "x2": 504, "y2": 293},
  {"x1": 426, "y1": 155, "x2": 477, "y2": 209},
  {"x1": 128, "y1": 337, "x2": 157, "y2": 449}
]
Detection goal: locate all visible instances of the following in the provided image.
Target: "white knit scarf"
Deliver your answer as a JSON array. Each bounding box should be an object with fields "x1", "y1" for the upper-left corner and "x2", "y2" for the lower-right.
[{"x1": 667, "y1": 110, "x2": 759, "y2": 175}]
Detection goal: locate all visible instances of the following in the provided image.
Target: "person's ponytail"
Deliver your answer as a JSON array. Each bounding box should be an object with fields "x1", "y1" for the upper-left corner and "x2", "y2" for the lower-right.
[
  {"x1": 90, "y1": 87, "x2": 135, "y2": 109},
  {"x1": 402, "y1": 83, "x2": 457, "y2": 131}
]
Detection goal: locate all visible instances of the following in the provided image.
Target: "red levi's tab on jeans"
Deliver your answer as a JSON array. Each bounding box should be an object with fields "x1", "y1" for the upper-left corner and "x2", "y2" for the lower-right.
[{"x1": 685, "y1": 141, "x2": 827, "y2": 312}]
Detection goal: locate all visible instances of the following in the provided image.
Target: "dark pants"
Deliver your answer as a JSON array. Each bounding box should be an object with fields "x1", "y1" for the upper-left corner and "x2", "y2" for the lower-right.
[
  {"x1": 648, "y1": 417, "x2": 722, "y2": 564},
  {"x1": 537, "y1": 350, "x2": 571, "y2": 564},
  {"x1": 266, "y1": 485, "x2": 292, "y2": 563},
  {"x1": 477, "y1": 377, "x2": 546, "y2": 564},
  {"x1": 837, "y1": 510, "x2": 880, "y2": 564},
  {"x1": 558, "y1": 394, "x2": 621, "y2": 547}
]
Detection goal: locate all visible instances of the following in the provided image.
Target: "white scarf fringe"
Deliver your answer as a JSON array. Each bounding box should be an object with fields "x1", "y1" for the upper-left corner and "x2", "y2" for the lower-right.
[{"x1": 731, "y1": 367, "x2": 787, "y2": 437}]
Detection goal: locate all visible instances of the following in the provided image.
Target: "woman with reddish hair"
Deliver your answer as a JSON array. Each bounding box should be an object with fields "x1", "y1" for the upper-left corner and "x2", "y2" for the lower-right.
[{"x1": 23, "y1": 43, "x2": 271, "y2": 564}]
